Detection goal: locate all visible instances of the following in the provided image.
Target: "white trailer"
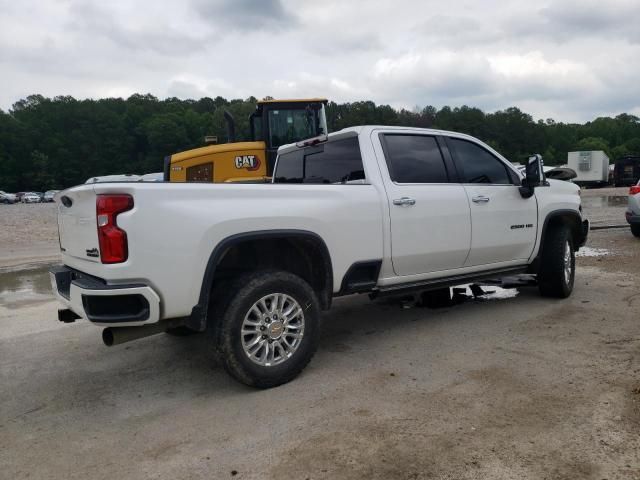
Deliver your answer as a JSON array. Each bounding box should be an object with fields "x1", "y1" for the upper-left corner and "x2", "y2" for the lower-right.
[{"x1": 567, "y1": 151, "x2": 609, "y2": 186}]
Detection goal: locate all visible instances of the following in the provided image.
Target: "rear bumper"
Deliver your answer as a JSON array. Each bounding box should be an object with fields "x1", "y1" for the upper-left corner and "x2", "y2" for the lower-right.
[{"x1": 49, "y1": 265, "x2": 160, "y2": 327}]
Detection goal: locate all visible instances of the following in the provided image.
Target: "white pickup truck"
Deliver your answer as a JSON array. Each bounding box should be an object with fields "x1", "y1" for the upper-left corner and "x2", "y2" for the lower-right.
[{"x1": 50, "y1": 126, "x2": 589, "y2": 388}]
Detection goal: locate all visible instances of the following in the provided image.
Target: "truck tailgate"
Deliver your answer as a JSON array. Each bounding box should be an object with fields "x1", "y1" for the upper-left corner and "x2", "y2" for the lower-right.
[{"x1": 57, "y1": 187, "x2": 101, "y2": 263}]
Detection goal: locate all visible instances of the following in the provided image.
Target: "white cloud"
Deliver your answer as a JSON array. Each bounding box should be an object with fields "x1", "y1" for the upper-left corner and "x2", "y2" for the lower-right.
[{"x1": 1, "y1": 0, "x2": 639, "y2": 121}]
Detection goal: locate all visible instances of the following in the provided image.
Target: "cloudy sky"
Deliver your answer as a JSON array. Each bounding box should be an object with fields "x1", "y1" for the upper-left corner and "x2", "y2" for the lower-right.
[{"x1": 1, "y1": 0, "x2": 639, "y2": 122}]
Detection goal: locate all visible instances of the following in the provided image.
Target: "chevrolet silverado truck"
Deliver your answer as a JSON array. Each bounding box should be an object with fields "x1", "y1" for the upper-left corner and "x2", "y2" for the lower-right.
[{"x1": 50, "y1": 126, "x2": 589, "y2": 388}]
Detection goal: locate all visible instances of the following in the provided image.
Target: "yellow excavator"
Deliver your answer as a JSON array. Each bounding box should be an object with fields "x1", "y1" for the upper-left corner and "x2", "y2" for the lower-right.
[{"x1": 163, "y1": 98, "x2": 328, "y2": 183}]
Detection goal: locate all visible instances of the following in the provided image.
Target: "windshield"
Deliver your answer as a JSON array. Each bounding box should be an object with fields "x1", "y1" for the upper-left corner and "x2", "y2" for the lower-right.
[{"x1": 268, "y1": 104, "x2": 328, "y2": 148}]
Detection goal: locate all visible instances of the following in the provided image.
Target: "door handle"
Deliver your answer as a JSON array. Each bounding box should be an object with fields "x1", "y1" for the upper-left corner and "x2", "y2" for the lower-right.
[
  {"x1": 472, "y1": 195, "x2": 490, "y2": 204},
  {"x1": 393, "y1": 197, "x2": 416, "y2": 206}
]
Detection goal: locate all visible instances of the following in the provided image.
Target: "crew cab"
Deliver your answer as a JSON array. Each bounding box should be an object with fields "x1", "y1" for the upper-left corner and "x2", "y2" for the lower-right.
[{"x1": 50, "y1": 126, "x2": 589, "y2": 388}]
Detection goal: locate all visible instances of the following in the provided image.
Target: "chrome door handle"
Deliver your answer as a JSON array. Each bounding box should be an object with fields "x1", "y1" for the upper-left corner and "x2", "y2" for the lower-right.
[
  {"x1": 472, "y1": 195, "x2": 490, "y2": 204},
  {"x1": 393, "y1": 197, "x2": 416, "y2": 206}
]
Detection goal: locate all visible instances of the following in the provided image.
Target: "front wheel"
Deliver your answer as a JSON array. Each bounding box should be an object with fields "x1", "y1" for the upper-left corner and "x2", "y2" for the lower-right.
[
  {"x1": 538, "y1": 225, "x2": 575, "y2": 298},
  {"x1": 631, "y1": 224, "x2": 640, "y2": 238},
  {"x1": 214, "y1": 270, "x2": 321, "y2": 388}
]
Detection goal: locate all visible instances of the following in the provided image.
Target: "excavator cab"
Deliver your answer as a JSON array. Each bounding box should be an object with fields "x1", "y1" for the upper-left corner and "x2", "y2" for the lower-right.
[
  {"x1": 249, "y1": 99, "x2": 328, "y2": 175},
  {"x1": 165, "y1": 98, "x2": 328, "y2": 183}
]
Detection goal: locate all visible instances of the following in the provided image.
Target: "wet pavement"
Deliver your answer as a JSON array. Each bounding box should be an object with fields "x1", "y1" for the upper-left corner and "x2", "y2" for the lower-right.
[
  {"x1": 581, "y1": 195, "x2": 628, "y2": 209},
  {"x1": 581, "y1": 194, "x2": 629, "y2": 226},
  {"x1": 0, "y1": 264, "x2": 54, "y2": 310}
]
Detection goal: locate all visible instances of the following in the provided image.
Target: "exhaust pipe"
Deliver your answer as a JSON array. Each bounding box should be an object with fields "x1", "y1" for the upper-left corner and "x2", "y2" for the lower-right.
[
  {"x1": 102, "y1": 319, "x2": 184, "y2": 347},
  {"x1": 224, "y1": 110, "x2": 236, "y2": 143}
]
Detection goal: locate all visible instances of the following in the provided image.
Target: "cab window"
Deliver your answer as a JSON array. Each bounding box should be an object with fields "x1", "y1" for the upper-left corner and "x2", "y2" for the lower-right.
[
  {"x1": 382, "y1": 134, "x2": 449, "y2": 183},
  {"x1": 274, "y1": 137, "x2": 365, "y2": 184},
  {"x1": 449, "y1": 138, "x2": 512, "y2": 185}
]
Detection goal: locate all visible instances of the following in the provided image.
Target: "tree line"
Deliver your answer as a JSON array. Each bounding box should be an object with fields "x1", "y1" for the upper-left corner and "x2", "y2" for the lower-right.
[{"x1": 1, "y1": 93, "x2": 639, "y2": 191}]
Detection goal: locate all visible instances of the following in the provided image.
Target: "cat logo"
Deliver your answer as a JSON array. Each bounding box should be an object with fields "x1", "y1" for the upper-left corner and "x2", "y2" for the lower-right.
[{"x1": 234, "y1": 155, "x2": 261, "y2": 171}]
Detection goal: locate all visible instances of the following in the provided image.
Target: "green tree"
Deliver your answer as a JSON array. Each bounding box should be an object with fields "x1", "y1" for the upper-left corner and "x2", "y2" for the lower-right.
[{"x1": 573, "y1": 137, "x2": 611, "y2": 160}]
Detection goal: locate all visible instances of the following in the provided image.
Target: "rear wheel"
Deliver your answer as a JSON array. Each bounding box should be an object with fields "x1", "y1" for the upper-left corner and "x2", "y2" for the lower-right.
[
  {"x1": 214, "y1": 270, "x2": 320, "y2": 388},
  {"x1": 631, "y1": 224, "x2": 640, "y2": 238},
  {"x1": 538, "y1": 225, "x2": 575, "y2": 298}
]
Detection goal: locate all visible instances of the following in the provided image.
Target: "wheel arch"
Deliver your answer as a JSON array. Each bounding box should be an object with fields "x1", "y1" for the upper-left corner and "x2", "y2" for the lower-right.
[
  {"x1": 186, "y1": 229, "x2": 333, "y2": 331},
  {"x1": 530, "y1": 209, "x2": 584, "y2": 273}
]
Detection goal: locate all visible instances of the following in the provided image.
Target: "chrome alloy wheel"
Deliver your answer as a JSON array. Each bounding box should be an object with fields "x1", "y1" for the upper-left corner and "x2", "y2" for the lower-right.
[
  {"x1": 241, "y1": 293, "x2": 305, "y2": 367},
  {"x1": 563, "y1": 240, "x2": 572, "y2": 285}
]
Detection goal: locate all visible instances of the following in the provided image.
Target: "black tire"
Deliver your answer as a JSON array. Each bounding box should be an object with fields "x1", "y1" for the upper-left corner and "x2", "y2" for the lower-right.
[
  {"x1": 631, "y1": 224, "x2": 640, "y2": 238},
  {"x1": 538, "y1": 225, "x2": 575, "y2": 298},
  {"x1": 165, "y1": 326, "x2": 198, "y2": 336},
  {"x1": 213, "y1": 270, "x2": 321, "y2": 388}
]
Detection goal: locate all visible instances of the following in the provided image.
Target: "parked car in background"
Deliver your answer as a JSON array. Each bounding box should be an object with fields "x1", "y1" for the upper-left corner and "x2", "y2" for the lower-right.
[
  {"x1": 34, "y1": 192, "x2": 45, "y2": 202},
  {"x1": 627, "y1": 180, "x2": 640, "y2": 238},
  {"x1": 15, "y1": 192, "x2": 26, "y2": 202},
  {"x1": 0, "y1": 191, "x2": 17, "y2": 204},
  {"x1": 44, "y1": 190, "x2": 60, "y2": 202},
  {"x1": 21, "y1": 192, "x2": 41, "y2": 203}
]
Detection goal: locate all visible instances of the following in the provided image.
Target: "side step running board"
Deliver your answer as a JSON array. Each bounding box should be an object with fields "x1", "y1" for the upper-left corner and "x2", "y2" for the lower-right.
[{"x1": 373, "y1": 266, "x2": 529, "y2": 299}]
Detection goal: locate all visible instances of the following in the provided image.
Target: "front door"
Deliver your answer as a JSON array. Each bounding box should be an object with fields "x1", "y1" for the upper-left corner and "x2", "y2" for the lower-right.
[
  {"x1": 446, "y1": 137, "x2": 537, "y2": 266},
  {"x1": 379, "y1": 133, "x2": 472, "y2": 276}
]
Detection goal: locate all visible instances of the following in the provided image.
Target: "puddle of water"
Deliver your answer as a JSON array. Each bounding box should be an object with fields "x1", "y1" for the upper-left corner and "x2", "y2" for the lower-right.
[
  {"x1": 455, "y1": 284, "x2": 520, "y2": 301},
  {"x1": 576, "y1": 247, "x2": 610, "y2": 257},
  {"x1": 0, "y1": 264, "x2": 55, "y2": 309},
  {"x1": 581, "y1": 196, "x2": 628, "y2": 208}
]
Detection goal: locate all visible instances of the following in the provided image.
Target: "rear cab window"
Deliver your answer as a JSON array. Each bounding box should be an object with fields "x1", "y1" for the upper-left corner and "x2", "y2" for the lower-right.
[{"x1": 273, "y1": 135, "x2": 366, "y2": 184}]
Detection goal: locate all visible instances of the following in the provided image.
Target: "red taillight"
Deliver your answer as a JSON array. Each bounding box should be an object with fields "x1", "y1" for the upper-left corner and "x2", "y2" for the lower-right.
[
  {"x1": 96, "y1": 194, "x2": 133, "y2": 263},
  {"x1": 630, "y1": 185, "x2": 640, "y2": 195}
]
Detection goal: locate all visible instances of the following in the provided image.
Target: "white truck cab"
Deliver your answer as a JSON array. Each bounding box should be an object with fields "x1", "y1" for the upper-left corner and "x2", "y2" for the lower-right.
[{"x1": 50, "y1": 126, "x2": 589, "y2": 388}]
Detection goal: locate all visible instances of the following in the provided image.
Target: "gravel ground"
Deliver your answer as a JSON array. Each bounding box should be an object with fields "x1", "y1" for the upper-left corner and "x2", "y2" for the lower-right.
[
  {"x1": 1, "y1": 228, "x2": 639, "y2": 480},
  {"x1": 0, "y1": 187, "x2": 638, "y2": 480},
  {"x1": 0, "y1": 203, "x2": 60, "y2": 267}
]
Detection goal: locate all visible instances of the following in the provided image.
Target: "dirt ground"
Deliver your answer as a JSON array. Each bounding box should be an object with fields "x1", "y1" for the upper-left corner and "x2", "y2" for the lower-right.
[
  {"x1": 0, "y1": 202, "x2": 60, "y2": 267},
  {"x1": 1, "y1": 193, "x2": 639, "y2": 479}
]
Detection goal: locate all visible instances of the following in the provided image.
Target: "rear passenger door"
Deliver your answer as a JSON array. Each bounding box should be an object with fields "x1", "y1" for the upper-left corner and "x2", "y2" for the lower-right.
[
  {"x1": 380, "y1": 133, "x2": 471, "y2": 276},
  {"x1": 446, "y1": 137, "x2": 537, "y2": 266}
]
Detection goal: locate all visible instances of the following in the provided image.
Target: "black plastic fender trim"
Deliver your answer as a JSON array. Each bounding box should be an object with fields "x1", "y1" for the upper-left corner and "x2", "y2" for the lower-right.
[
  {"x1": 186, "y1": 229, "x2": 334, "y2": 332},
  {"x1": 529, "y1": 209, "x2": 585, "y2": 273}
]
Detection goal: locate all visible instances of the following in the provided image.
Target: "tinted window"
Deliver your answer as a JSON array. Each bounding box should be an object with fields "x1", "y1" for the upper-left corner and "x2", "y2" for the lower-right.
[
  {"x1": 383, "y1": 135, "x2": 449, "y2": 183},
  {"x1": 449, "y1": 138, "x2": 512, "y2": 184},
  {"x1": 274, "y1": 137, "x2": 365, "y2": 184},
  {"x1": 273, "y1": 150, "x2": 303, "y2": 183}
]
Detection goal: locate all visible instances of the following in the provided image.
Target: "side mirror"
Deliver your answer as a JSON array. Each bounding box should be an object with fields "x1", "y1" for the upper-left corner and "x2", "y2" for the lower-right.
[{"x1": 519, "y1": 154, "x2": 546, "y2": 198}]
